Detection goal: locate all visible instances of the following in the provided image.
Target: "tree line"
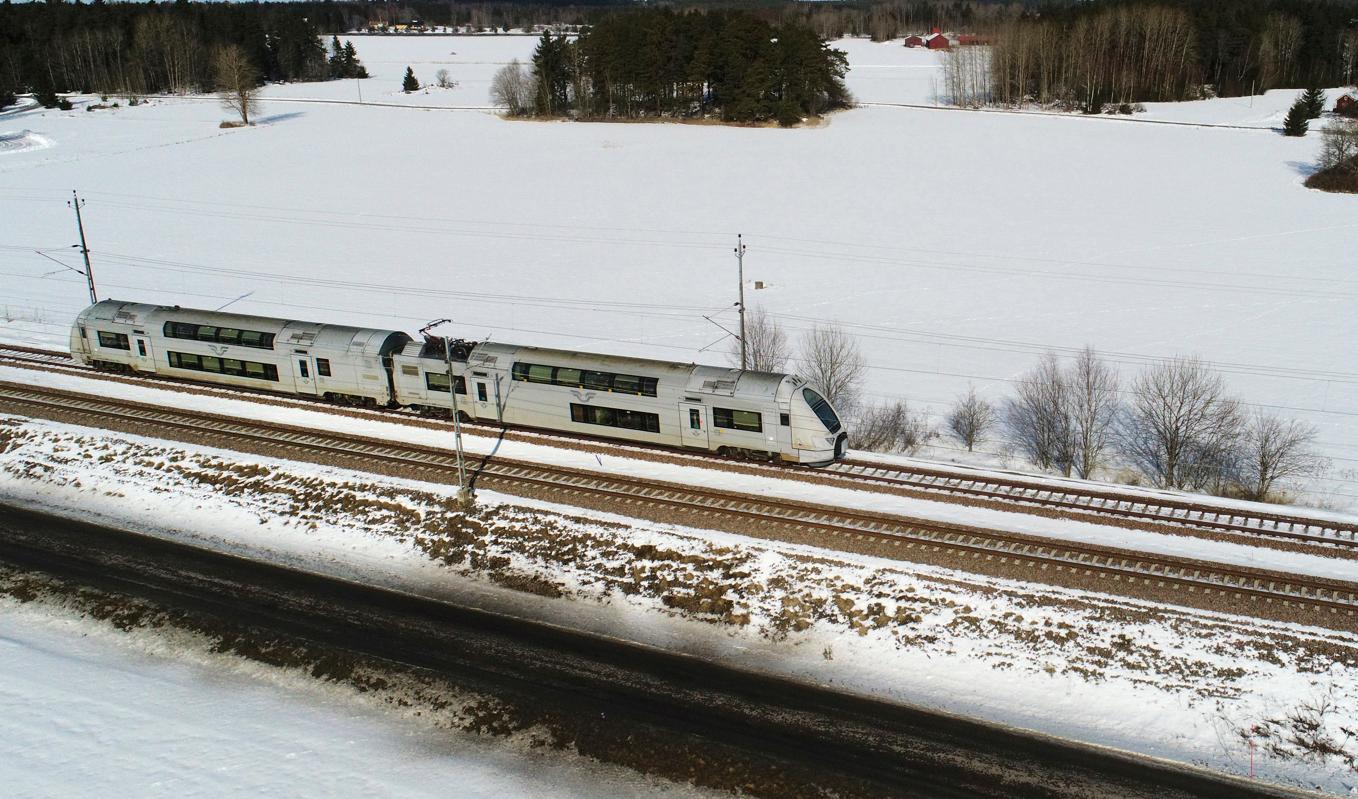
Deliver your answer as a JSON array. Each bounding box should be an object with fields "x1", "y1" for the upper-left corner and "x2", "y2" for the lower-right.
[
  {"x1": 0, "y1": 2, "x2": 368, "y2": 100},
  {"x1": 491, "y1": 10, "x2": 851, "y2": 125},
  {"x1": 944, "y1": 0, "x2": 1358, "y2": 111},
  {"x1": 738, "y1": 312, "x2": 1326, "y2": 504}
]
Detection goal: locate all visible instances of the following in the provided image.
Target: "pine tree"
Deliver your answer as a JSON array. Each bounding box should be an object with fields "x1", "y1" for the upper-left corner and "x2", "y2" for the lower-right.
[
  {"x1": 343, "y1": 41, "x2": 367, "y2": 79},
  {"x1": 328, "y1": 36, "x2": 344, "y2": 79},
  {"x1": 1284, "y1": 97, "x2": 1310, "y2": 136},
  {"x1": 1301, "y1": 87, "x2": 1326, "y2": 119},
  {"x1": 402, "y1": 66, "x2": 419, "y2": 93}
]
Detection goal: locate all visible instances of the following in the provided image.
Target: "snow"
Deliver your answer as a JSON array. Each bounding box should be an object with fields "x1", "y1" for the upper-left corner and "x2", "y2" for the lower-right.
[
  {"x1": 0, "y1": 38, "x2": 1354, "y2": 501},
  {"x1": 0, "y1": 600, "x2": 715, "y2": 799},
  {"x1": 7, "y1": 363, "x2": 1357, "y2": 584},
  {"x1": 3, "y1": 416, "x2": 1357, "y2": 793}
]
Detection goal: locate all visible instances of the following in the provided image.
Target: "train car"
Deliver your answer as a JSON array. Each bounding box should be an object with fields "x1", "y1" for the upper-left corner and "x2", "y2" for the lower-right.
[
  {"x1": 392, "y1": 340, "x2": 847, "y2": 464},
  {"x1": 71, "y1": 300, "x2": 849, "y2": 464},
  {"x1": 71, "y1": 300, "x2": 411, "y2": 405}
]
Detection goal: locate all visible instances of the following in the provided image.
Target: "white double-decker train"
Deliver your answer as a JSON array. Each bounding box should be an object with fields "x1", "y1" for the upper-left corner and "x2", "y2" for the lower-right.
[{"x1": 71, "y1": 300, "x2": 849, "y2": 465}]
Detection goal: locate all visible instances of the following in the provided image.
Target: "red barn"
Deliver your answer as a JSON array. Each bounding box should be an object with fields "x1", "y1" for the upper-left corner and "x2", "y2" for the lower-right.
[
  {"x1": 1337, "y1": 94, "x2": 1358, "y2": 119},
  {"x1": 903, "y1": 35, "x2": 925, "y2": 48},
  {"x1": 956, "y1": 34, "x2": 993, "y2": 47},
  {"x1": 924, "y1": 28, "x2": 950, "y2": 49}
]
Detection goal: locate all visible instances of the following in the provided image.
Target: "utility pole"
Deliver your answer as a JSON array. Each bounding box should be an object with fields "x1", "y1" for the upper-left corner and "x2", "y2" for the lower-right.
[
  {"x1": 735, "y1": 233, "x2": 747, "y2": 371},
  {"x1": 423, "y1": 318, "x2": 474, "y2": 508},
  {"x1": 69, "y1": 190, "x2": 96, "y2": 304}
]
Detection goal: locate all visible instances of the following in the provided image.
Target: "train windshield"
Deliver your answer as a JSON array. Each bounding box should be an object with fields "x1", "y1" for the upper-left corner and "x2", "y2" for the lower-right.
[{"x1": 802, "y1": 388, "x2": 841, "y2": 433}]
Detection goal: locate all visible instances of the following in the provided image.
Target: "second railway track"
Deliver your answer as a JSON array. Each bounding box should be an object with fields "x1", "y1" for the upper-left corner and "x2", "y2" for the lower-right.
[
  {"x1": 2, "y1": 342, "x2": 1356, "y2": 552},
  {"x1": 1, "y1": 378, "x2": 1356, "y2": 630}
]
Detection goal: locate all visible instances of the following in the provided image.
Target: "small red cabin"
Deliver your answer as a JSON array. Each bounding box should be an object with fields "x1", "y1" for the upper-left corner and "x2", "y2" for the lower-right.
[
  {"x1": 903, "y1": 35, "x2": 926, "y2": 48},
  {"x1": 1337, "y1": 94, "x2": 1358, "y2": 119},
  {"x1": 925, "y1": 28, "x2": 950, "y2": 49}
]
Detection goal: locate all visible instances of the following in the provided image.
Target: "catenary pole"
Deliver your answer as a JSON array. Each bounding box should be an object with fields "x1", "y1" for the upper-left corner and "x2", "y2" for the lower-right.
[
  {"x1": 735, "y1": 233, "x2": 747, "y2": 370},
  {"x1": 442, "y1": 333, "x2": 473, "y2": 508},
  {"x1": 69, "y1": 191, "x2": 96, "y2": 304}
]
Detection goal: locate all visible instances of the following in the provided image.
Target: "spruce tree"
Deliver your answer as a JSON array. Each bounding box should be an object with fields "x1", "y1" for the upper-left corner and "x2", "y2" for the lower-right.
[
  {"x1": 1301, "y1": 87, "x2": 1326, "y2": 119},
  {"x1": 402, "y1": 66, "x2": 419, "y2": 93},
  {"x1": 1283, "y1": 97, "x2": 1310, "y2": 136}
]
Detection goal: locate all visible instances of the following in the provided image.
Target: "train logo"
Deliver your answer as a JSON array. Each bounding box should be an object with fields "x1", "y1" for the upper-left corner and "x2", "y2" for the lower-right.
[{"x1": 570, "y1": 389, "x2": 597, "y2": 403}]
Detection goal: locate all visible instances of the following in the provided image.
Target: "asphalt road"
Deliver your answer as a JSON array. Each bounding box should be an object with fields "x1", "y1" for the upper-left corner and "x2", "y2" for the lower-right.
[{"x1": 0, "y1": 503, "x2": 1317, "y2": 799}]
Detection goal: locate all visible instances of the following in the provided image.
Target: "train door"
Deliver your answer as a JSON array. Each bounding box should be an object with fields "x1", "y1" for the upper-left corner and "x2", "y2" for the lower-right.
[
  {"x1": 294, "y1": 352, "x2": 318, "y2": 396},
  {"x1": 473, "y1": 377, "x2": 493, "y2": 421},
  {"x1": 678, "y1": 402, "x2": 709, "y2": 449},
  {"x1": 129, "y1": 332, "x2": 154, "y2": 372}
]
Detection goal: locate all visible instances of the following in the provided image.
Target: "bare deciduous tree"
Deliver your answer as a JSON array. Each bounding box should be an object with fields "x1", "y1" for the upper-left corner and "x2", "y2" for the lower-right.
[
  {"x1": 1005, "y1": 353, "x2": 1073, "y2": 473},
  {"x1": 797, "y1": 324, "x2": 866, "y2": 414},
  {"x1": 947, "y1": 385, "x2": 995, "y2": 452},
  {"x1": 434, "y1": 68, "x2": 457, "y2": 89},
  {"x1": 1120, "y1": 356, "x2": 1243, "y2": 489},
  {"x1": 490, "y1": 58, "x2": 534, "y2": 116},
  {"x1": 1067, "y1": 347, "x2": 1119, "y2": 478},
  {"x1": 1318, "y1": 119, "x2": 1358, "y2": 172},
  {"x1": 855, "y1": 400, "x2": 936, "y2": 455},
  {"x1": 214, "y1": 44, "x2": 258, "y2": 126},
  {"x1": 1237, "y1": 412, "x2": 1323, "y2": 501},
  {"x1": 729, "y1": 306, "x2": 790, "y2": 373}
]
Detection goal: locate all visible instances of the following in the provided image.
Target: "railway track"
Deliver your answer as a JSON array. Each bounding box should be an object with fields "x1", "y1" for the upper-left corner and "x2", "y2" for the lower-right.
[
  {"x1": 3, "y1": 342, "x2": 1356, "y2": 552},
  {"x1": 2, "y1": 379, "x2": 1356, "y2": 629}
]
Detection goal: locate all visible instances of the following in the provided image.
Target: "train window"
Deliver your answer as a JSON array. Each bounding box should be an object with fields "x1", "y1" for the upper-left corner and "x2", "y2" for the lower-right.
[
  {"x1": 512, "y1": 362, "x2": 658, "y2": 397},
  {"x1": 802, "y1": 389, "x2": 842, "y2": 434},
  {"x1": 316, "y1": 358, "x2": 331, "y2": 377},
  {"x1": 164, "y1": 321, "x2": 276, "y2": 350},
  {"x1": 477, "y1": 383, "x2": 488, "y2": 402},
  {"x1": 689, "y1": 409, "x2": 701, "y2": 430},
  {"x1": 714, "y1": 408, "x2": 762, "y2": 433},
  {"x1": 401, "y1": 365, "x2": 419, "y2": 377},
  {"x1": 612, "y1": 374, "x2": 641, "y2": 394},
  {"x1": 97, "y1": 331, "x2": 130, "y2": 350},
  {"x1": 570, "y1": 403, "x2": 660, "y2": 434},
  {"x1": 582, "y1": 371, "x2": 613, "y2": 391},
  {"x1": 136, "y1": 340, "x2": 147, "y2": 357},
  {"x1": 425, "y1": 372, "x2": 467, "y2": 394},
  {"x1": 297, "y1": 360, "x2": 309, "y2": 378},
  {"x1": 780, "y1": 413, "x2": 790, "y2": 426},
  {"x1": 167, "y1": 350, "x2": 278, "y2": 381}
]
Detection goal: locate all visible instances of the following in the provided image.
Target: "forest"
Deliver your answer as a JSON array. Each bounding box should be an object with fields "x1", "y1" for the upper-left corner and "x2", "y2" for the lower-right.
[
  {"x1": 965, "y1": 0, "x2": 1358, "y2": 110},
  {"x1": 0, "y1": 2, "x2": 367, "y2": 100},
  {"x1": 512, "y1": 10, "x2": 852, "y2": 124},
  {"x1": 4, "y1": 0, "x2": 1356, "y2": 110}
]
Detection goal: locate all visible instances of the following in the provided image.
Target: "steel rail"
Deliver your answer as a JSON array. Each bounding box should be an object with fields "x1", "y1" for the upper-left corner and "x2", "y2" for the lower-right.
[
  {"x1": 1, "y1": 380, "x2": 1355, "y2": 625},
  {"x1": 2, "y1": 343, "x2": 1355, "y2": 551}
]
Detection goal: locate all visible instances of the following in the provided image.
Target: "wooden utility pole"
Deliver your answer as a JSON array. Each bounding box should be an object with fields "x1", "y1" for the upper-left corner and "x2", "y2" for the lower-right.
[{"x1": 69, "y1": 190, "x2": 97, "y2": 304}]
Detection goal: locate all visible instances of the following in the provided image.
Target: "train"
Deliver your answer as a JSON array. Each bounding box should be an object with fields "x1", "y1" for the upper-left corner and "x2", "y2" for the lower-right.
[{"x1": 70, "y1": 300, "x2": 849, "y2": 464}]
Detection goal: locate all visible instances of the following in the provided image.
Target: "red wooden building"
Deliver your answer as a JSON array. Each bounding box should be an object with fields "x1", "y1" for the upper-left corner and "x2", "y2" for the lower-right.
[
  {"x1": 924, "y1": 28, "x2": 950, "y2": 49},
  {"x1": 903, "y1": 34, "x2": 926, "y2": 48}
]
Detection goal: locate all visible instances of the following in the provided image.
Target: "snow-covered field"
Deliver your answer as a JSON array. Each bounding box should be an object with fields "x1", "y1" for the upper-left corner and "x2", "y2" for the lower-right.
[
  {"x1": 0, "y1": 599, "x2": 711, "y2": 799},
  {"x1": 1, "y1": 35, "x2": 1354, "y2": 507},
  {"x1": 3, "y1": 416, "x2": 1357, "y2": 793}
]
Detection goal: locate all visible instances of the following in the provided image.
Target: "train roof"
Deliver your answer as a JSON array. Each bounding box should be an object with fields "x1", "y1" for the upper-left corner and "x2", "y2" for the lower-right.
[
  {"x1": 466, "y1": 341, "x2": 802, "y2": 400},
  {"x1": 77, "y1": 300, "x2": 409, "y2": 357}
]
